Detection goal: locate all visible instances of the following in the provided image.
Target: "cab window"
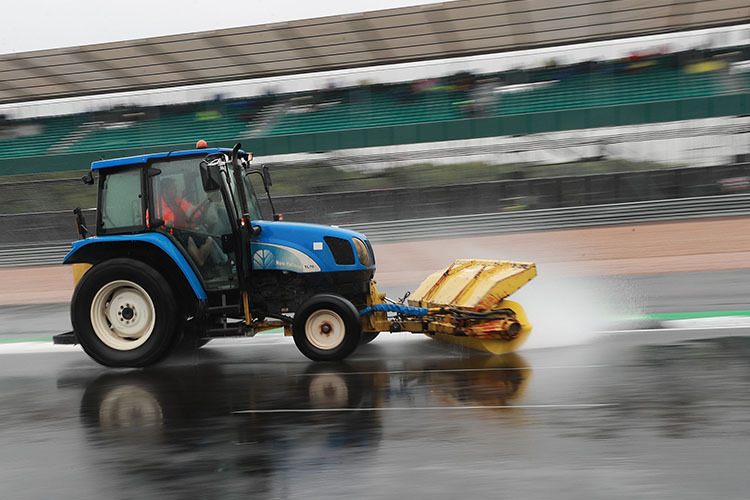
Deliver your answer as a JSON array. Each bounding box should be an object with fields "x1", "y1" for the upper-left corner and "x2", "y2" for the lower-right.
[
  {"x1": 150, "y1": 157, "x2": 235, "y2": 290},
  {"x1": 98, "y1": 168, "x2": 144, "y2": 234}
]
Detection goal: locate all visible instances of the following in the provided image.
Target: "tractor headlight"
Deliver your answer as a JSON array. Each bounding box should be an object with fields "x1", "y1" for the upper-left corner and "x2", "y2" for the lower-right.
[{"x1": 353, "y1": 238, "x2": 371, "y2": 267}]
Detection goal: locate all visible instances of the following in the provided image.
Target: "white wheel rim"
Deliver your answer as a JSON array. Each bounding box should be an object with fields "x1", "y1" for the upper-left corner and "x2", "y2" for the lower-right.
[
  {"x1": 305, "y1": 309, "x2": 346, "y2": 350},
  {"x1": 90, "y1": 280, "x2": 156, "y2": 351}
]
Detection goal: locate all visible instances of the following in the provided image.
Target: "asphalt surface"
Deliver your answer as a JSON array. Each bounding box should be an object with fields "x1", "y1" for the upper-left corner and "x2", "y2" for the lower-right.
[
  {"x1": 2, "y1": 328, "x2": 750, "y2": 500},
  {"x1": 1, "y1": 269, "x2": 750, "y2": 499}
]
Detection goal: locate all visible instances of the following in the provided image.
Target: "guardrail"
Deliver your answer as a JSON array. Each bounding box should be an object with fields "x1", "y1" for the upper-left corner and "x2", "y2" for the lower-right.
[
  {"x1": 1, "y1": 193, "x2": 748, "y2": 268},
  {"x1": 346, "y1": 193, "x2": 750, "y2": 242},
  {"x1": 0, "y1": 242, "x2": 73, "y2": 268}
]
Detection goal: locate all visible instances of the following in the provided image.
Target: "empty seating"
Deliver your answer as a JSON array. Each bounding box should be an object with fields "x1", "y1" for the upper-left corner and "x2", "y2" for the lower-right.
[
  {"x1": 68, "y1": 105, "x2": 251, "y2": 153},
  {"x1": 0, "y1": 114, "x2": 84, "y2": 159},
  {"x1": 0, "y1": 45, "x2": 743, "y2": 163}
]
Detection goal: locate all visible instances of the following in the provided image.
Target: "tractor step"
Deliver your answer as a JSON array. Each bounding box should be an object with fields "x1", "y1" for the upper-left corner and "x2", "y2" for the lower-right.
[
  {"x1": 207, "y1": 304, "x2": 242, "y2": 315},
  {"x1": 204, "y1": 323, "x2": 247, "y2": 337},
  {"x1": 53, "y1": 331, "x2": 79, "y2": 345}
]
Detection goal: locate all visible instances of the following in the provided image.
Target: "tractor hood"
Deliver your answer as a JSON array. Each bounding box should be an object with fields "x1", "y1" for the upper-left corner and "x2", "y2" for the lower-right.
[{"x1": 250, "y1": 221, "x2": 375, "y2": 274}]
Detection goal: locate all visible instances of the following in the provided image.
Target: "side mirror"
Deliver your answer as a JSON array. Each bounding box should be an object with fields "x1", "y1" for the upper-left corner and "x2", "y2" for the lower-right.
[
  {"x1": 73, "y1": 207, "x2": 90, "y2": 238},
  {"x1": 200, "y1": 161, "x2": 221, "y2": 192},
  {"x1": 262, "y1": 165, "x2": 272, "y2": 188},
  {"x1": 81, "y1": 172, "x2": 95, "y2": 185}
]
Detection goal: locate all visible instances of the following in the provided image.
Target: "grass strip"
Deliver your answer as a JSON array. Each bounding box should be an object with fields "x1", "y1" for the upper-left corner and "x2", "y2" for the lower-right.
[
  {"x1": 643, "y1": 311, "x2": 750, "y2": 321},
  {"x1": 0, "y1": 337, "x2": 53, "y2": 344},
  {"x1": 603, "y1": 311, "x2": 750, "y2": 323}
]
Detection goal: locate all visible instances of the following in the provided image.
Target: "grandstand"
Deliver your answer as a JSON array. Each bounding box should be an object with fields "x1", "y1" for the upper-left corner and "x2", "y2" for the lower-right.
[
  {"x1": 0, "y1": 43, "x2": 748, "y2": 173},
  {"x1": 0, "y1": 0, "x2": 747, "y2": 177},
  {"x1": 67, "y1": 104, "x2": 253, "y2": 153},
  {"x1": 0, "y1": 114, "x2": 87, "y2": 159}
]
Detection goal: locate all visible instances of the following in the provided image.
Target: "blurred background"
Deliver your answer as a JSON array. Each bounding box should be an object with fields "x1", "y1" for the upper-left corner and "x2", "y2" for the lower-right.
[{"x1": 0, "y1": 0, "x2": 748, "y2": 262}]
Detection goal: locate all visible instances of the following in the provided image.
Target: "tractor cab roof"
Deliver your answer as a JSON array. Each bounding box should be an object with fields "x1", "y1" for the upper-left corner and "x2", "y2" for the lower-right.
[{"x1": 90, "y1": 147, "x2": 244, "y2": 170}]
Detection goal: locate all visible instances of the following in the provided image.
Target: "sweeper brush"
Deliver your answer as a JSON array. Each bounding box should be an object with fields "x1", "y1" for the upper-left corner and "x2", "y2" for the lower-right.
[{"x1": 360, "y1": 259, "x2": 537, "y2": 354}]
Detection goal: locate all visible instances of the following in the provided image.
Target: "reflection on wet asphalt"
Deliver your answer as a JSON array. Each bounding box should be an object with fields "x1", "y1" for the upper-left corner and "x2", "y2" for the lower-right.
[{"x1": 2, "y1": 331, "x2": 750, "y2": 499}]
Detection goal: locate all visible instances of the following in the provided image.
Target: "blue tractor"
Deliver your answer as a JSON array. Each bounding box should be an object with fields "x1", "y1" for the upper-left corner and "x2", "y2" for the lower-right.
[{"x1": 57, "y1": 143, "x2": 536, "y2": 367}]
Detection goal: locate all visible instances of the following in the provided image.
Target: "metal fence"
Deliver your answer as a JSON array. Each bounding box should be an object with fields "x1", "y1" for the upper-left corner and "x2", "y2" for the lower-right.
[
  {"x1": 1, "y1": 193, "x2": 748, "y2": 268},
  {"x1": 346, "y1": 193, "x2": 750, "y2": 242},
  {"x1": 265, "y1": 163, "x2": 750, "y2": 225},
  {"x1": 3, "y1": 162, "x2": 750, "y2": 220}
]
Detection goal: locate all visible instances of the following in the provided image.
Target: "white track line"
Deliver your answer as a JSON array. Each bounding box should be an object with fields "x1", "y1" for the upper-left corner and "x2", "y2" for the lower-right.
[
  {"x1": 233, "y1": 403, "x2": 617, "y2": 414},
  {"x1": 601, "y1": 325, "x2": 750, "y2": 334},
  {"x1": 0, "y1": 336, "x2": 289, "y2": 354},
  {"x1": 0, "y1": 342, "x2": 80, "y2": 354},
  {"x1": 662, "y1": 317, "x2": 750, "y2": 328}
]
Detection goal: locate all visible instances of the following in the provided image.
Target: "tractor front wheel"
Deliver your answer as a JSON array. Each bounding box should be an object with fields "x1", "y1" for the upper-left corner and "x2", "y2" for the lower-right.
[
  {"x1": 71, "y1": 258, "x2": 178, "y2": 367},
  {"x1": 293, "y1": 294, "x2": 361, "y2": 362}
]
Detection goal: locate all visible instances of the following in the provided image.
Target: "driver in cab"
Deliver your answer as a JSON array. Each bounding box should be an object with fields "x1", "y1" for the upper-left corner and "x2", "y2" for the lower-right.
[{"x1": 158, "y1": 177, "x2": 215, "y2": 266}]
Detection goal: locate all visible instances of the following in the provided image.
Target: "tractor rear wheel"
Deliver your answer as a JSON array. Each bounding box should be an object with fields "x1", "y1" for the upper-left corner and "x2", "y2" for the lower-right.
[
  {"x1": 292, "y1": 294, "x2": 361, "y2": 362},
  {"x1": 71, "y1": 258, "x2": 178, "y2": 367},
  {"x1": 360, "y1": 332, "x2": 380, "y2": 344}
]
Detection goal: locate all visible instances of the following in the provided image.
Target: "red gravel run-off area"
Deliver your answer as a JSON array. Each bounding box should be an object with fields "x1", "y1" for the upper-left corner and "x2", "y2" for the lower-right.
[{"x1": 1, "y1": 217, "x2": 748, "y2": 306}]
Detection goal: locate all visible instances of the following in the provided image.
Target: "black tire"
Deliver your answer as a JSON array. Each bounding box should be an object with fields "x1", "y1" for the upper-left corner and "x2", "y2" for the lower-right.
[
  {"x1": 292, "y1": 294, "x2": 361, "y2": 362},
  {"x1": 172, "y1": 334, "x2": 211, "y2": 353},
  {"x1": 360, "y1": 332, "x2": 380, "y2": 344},
  {"x1": 173, "y1": 319, "x2": 212, "y2": 353},
  {"x1": 71, "y1": 258, "x2": 179, "y2": 367}
]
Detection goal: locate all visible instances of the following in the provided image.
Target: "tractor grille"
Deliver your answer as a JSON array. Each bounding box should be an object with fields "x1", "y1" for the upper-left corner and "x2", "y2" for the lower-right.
[{"x1": 324, "y1": 237, "x2": 355, "y2": 265}]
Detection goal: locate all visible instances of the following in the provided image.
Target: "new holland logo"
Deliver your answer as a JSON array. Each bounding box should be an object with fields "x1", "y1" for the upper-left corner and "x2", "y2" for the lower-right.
[
  {"x1": 253, "y1": 249, "x2": 275, "y2": 269},
  {"x1": 252, "y1": 244, "x2": 321, "y2": 273}
]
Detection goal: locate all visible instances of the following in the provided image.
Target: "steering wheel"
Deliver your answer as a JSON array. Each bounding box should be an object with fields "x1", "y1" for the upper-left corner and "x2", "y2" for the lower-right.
[{"x1": 189, "y1": 199, "x2": 212, "y2": 223}]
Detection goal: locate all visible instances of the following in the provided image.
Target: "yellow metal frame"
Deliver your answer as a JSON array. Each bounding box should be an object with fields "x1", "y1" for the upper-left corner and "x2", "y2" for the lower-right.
[
  {"x1": 254, "y1": 320, "x2": 292, "y2": 336},
  {"x1": 362, "y1": 281, "x2": 390, "y2": 333},
  {"x1": 242, "y1": 291, "x2": 252, "y2": 325},
  {"x1": 242, "y1": 290, "x2": 292, "y2": 335}
]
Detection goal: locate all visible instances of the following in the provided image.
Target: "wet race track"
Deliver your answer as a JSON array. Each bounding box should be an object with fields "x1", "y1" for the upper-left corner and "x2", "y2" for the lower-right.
[{"x1": 1, "y1": 271, "x2": 750, "y2": 499}]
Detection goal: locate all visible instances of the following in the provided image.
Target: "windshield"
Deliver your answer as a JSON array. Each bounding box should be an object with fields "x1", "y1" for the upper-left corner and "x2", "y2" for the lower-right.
[
  {"x1": 152, "y1": 157, "x2": 231, "y2": 235},
  {"x1": 227, "y1": 162, "x2": 264, "y2": 221}
]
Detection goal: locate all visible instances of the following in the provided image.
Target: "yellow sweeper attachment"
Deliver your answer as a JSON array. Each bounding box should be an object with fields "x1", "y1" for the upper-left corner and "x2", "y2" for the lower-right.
[{"x1": 362, "y1": 259, "x2": 537, "y2": 354}]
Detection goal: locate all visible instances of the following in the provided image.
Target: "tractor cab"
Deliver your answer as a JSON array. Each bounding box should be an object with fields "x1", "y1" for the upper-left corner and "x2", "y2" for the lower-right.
[{"x1": 85, "y1": 146, "x2": 271, "y2": 292}]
